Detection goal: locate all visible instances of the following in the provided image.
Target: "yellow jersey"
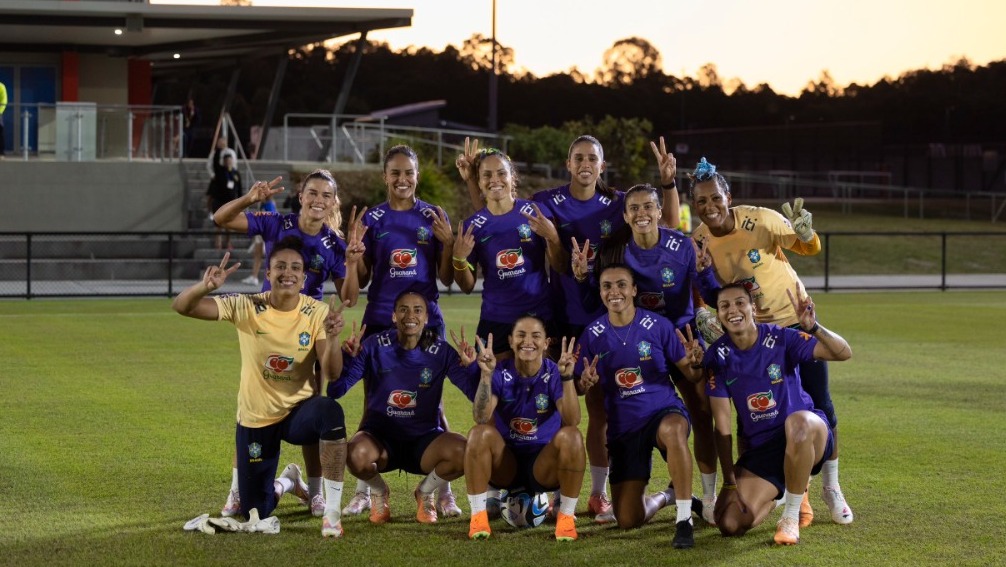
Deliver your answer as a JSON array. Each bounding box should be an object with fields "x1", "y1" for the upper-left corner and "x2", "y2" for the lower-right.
[
  {"x1": 692, "y1": 205, "x2": 818, "y2": 327},
  {"x1": 214, "y1": 292, "x2": 329, "y2": 427}
]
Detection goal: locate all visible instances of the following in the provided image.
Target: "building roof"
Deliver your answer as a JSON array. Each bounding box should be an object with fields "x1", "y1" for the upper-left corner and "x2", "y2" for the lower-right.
[{"x1": 0, "y1": 1, "x2": 412, "y2": 73}]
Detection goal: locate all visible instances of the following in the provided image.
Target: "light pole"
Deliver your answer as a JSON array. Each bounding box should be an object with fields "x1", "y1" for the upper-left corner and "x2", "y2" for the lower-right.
[{"x1": 488, "y1": 0, "x2": 498, "y2": 133}]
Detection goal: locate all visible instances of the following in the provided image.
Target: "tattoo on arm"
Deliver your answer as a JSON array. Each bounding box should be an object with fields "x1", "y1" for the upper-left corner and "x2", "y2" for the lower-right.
[{"x1": 474, "y1": 382, "x2": 491, "y2": 424}]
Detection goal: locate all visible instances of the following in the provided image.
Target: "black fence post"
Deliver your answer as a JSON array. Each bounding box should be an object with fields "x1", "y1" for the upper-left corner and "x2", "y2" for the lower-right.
[
  {"x1": 168, "y1": 232, "x2": 174, "y2": 298},
  {"x1": 940, "y1": 232, "x2": 947, "y2": 291},
  {"x1": 26, "y1": 233, "x2": 32, "y2": 300}
]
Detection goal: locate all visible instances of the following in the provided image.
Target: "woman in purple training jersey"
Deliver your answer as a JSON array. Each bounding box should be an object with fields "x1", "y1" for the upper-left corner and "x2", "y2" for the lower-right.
[
  {"x1": 327, "y1": 291, "x2": 477, "y2": 526},
  {"x1": 459, "y1": 316, "x2": 585, "y2": 541},
  {"x1": 211, "y1": 169, "x2": 354, "y2": 518},
  {"x1": 704, "y1": 283, "x2": 852, "y2": 546},
  {"x1": 577, "y1": 183, "x2": 720, "y2": 524},
  {"x1": 574, "y1": 264, "x2": 705, "y2": 549},
  {"x1": 452, "y1": 148, "x2": 565, "y2": 355}
]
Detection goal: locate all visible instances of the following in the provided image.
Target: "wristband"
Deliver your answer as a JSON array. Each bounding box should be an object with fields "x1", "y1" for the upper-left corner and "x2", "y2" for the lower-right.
[
  {"x1": 452, "y1": 255, "x2": 468, "y2": 263},
  {"x1": 661, "y1": 181, "x2": 677, "y2": 190},
  {"x1": 561, "y1": 374, "x2": 575, "y2": 382},
  {"x1": 723, "y1": 483, "x2": 737, "y2": 490},
  {"x1": 804, "y1": 322, "x2": 820, "y2": 335}
]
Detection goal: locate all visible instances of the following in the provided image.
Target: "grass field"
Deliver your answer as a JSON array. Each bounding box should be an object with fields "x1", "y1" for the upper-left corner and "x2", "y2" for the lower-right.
[{"x1": 2, "y1": 292, "x2": 1005, "y2": 566}]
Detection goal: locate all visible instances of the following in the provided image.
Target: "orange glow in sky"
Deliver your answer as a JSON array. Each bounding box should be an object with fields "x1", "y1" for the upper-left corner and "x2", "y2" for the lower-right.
[{"x1": 153, "y1": 0, "x2": 1006, "y2": 95}]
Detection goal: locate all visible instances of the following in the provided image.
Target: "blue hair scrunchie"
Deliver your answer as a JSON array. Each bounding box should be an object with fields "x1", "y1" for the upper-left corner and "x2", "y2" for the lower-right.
[{"x1": 693, "y1": 157, "x2": 717, "y2": 181}]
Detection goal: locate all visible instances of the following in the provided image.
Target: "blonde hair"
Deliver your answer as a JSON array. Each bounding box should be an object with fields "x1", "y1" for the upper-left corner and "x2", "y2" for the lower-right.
[{"x1": 300, "y1": 169, "x2": 344, "y2": 238}]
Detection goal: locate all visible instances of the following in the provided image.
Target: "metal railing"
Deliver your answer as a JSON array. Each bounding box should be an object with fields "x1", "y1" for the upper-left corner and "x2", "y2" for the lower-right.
[
  {"x1": 1, "y1": 230, "x2": 1003, "y2": 299},
  {"x1": 279, "y1": 113, "x2": 511, "y2": 166},
  {"x1": 2, "y1": 102, "x2": 183, "y2": 161}
]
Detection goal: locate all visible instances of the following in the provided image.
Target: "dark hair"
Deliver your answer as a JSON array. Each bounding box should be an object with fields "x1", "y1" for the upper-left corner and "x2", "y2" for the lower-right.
[
  {"x1": 687, "y1": 157, "x2": 731, "y2": 199},
  {"x1": 394, "y1": 290, "x2": 436, "y2": 350},
  {"x1": 567, "y1": 135, "x2": 616, "y2": 199},
  {"x1": 511, "y1": 314, "x2": 547, "y2": 338},
  {"x1": 597, "y1": 262, "x2": 637, "y2": 284},
  {"x1": 472, "y1": 147, "x2": 520, "y2": 190},
  {"x1": 595, "y1": 184, "x2": 660, "y2": 274},
  {"x1": 715, "y1": 282, "x2": 752, "y2": 304},
  {"x1": 383, "y1": 145, "x2": 419, "y2": 172},
  {"x1": 268, "y1": 235, "x2": 308, "y2": 266},
  {"x1": 299, "y1": 169, "x2": 343, "y2": 237}
]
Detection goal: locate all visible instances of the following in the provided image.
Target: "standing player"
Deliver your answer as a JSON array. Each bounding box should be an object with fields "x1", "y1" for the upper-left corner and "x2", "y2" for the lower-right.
[
  {"x1": 339, "y1": 145, "x2": 463, "y2": 518},
  {"x1": 327, "y1": 291, "x2": 477, "y2": 526},
  {"x1": 212, "y1": 169, "x2": 355, "y2": 518},
  {"x1": 452, "y1": 147, "x2": 565, "y2": 355},
  {"x1": 705, "y1": 283, "x2": 852, "y2": 545},
  {"x1": 574, "y1": 264, "x2": 706, "y2": 549},
  {"x1": 459, "y1": 317, "x2": 586, "y2": 541},
  {"x1": 171, "y1": 238, "x2": 350, "y2": 538},
  {"x1": 576, "y1": 183, "x2": 720, "y2": 523},
  {"x1": 689, "y1": 157, "x2": 854, "y2": 526}
]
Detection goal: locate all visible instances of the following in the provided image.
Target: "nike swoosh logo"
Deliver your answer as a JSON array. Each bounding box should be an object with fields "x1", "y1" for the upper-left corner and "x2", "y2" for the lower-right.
[
  {"x1": 560, "y1": 223, "x2": 572, "y2": 228},
  {"x1": 255, "y1": 330, "x2": 269, "y2": 335},
  {"x1": 725, "y1": 378, "x2": 737, "y2": 386},
  {"x1": 376, "y1": 231, "x2": 390, "y2": 239},
  {"x1": 597, "y1": 351, "x2": 611, "y2": 359},
  {"x1": 480, "y1": 235, "x2": 493, "y2": 243}
]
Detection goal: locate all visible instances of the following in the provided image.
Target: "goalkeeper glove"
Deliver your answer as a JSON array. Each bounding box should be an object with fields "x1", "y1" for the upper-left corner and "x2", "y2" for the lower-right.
[
  {"x1": 781, "y1": 198, "x2": 814, "y2": 242},
  {"x1": 695, "y1": 306, "x2": 724, "y2": 344}
]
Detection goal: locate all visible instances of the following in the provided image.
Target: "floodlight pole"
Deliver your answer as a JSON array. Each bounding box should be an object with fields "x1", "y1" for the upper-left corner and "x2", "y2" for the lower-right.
[{"x1": 488, "y1": 0, "x2": 498, "y2": 133}]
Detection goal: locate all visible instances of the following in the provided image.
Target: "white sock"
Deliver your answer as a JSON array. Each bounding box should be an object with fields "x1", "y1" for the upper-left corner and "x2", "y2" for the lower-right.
[
  {"x1": 442, "y1": 482, "x2": 453, "y2": 495},
  {"x1": 487, "y1": 487, "x2": 500, "y2": 500},
  {"x1": 468, "y1": 492, "x2": 488, "y2": 514},
  {"x1": 590, "y1": 466, "x2": 609, "y2": 495},
  {"x1": 418, "y1": 470, "x2": 446, "y2": 494},
  {"x1": 274, "y1": 477, "x2": 293, "y2": 496},
  {"x1": 324, "y1": 479, "x2": 344, "y2": 519},
  {"x1": 821, "y1": 459, "x2": 839, "y2": 490},
  {"x1": 230, "y1": 467, "x2": 239, "y2": 492},
  {"x1": 558, "y1": 495, "x2": 578, "y2": 517},
  {"x1": 700, "y1": 472, "x2": 717, "y2": 499},
  {"x1": 782, "y1": 490, "x2": 802, "y2": 522},
  {"x1": 305, "y1": 476, "x2": 321, "y2": 498},
  {"x1": 365, "y1": 474, "x2": 386, "y2": 496},
  {"x1": 675, "y1": 499, "x2": 693, "y2": 524},
  {"x1": 774, "y1": 497, "x2": 785, "y2": 509},
  {"x1": 355, "y1": 477, "x2": 370, "y2": 496}
]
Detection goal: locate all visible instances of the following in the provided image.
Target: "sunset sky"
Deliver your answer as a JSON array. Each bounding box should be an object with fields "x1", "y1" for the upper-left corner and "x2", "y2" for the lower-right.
[{"x1": 154, "y1": 0, "x2": 1006, "y2": 95}]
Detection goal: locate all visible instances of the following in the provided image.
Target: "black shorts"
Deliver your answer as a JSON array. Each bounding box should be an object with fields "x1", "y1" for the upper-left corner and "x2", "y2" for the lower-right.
[
  {"x1": 492, "y1": 445, "x2": 556, "y2": 494},
  {"x1": 361, "y1": 422, "x2": 442, "y2": 476},
  {"x1": 477, "y1": 318, "x2": 560, "y2": 355},
  {"x1": 736, "y1": 413, "x2": 835, "y2": 499},
  {"x1": 608, "y1": 406, "x2": 690, "y2": 485}
]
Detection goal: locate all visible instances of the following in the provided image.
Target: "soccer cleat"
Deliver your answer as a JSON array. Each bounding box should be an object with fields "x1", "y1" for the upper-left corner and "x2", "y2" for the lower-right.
[
  {"x1": 486, "y1": 495, "x2": 503, "y2": 520},
  {"x1": 799, "y1": 490, "x2": 814, "y2": 528},
  {"x1": 415, "y1": 487, "x2": 438, "y2": 524},
  {"x1": 241, "y1": 275, "x2": 259, "y2": 286},
  {"x1": 321, "y1": 515, "x2": 344, "y2": 538},
  {"x1": 672, "y1": 520, "x2": 695, "y2": 549},
  {"x1": 369, "y1": 482, "x2": 391, "y2": 525},
  {"x1": 774, "y1": 516, "x2": 800, "y2": 545},
  {"x1": 221, "y1": 489, "x2": 241, "y2": 517},
  {"x1": 468, "y1": 510, "x2": 491, "y2": 539},
  {"x1": 701, "y1": 494, "x2": 717, "y2": 525},
  {"x1": 310, "y1": 493, "x2": 326, "y2": 517},
  {"x1": 554, "y1": 512, "x2": 578, "y2": 541},
  {"x1": 342, "y1": 491, "x2": 371, "y2": 516},
  {"x1": 821, "y1": 487, "x2": 854, "y2": 524},
  {"x1": 437, "y1": 490, "x2": 463, "y2": 517},
  {"x1": 588, "y1": 492, "x2": 615, "y2": 523},
  {"x1": 279, "y1": 463, "x2": 310, "y2": 503}
]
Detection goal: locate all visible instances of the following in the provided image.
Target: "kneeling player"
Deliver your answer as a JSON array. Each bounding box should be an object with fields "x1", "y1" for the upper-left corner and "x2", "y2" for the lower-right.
[
  {"x1": 705, "y1": 283, "x2": 853, "y2": 545},
  {"x1": 460, "y1": 317, "x2": 586, "y2": 541}
]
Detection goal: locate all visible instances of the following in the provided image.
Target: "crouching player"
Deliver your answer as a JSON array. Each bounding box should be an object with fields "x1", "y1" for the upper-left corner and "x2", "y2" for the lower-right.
[
  {"x1": 460, "y1": 317, "x2": 586, "y2": 541},
  {"x1": 172, "y1": 238, "x2": 349, "y2": 538},
  {"x1": 705, "y1": 283, "x2": 853, "y2": 545}
]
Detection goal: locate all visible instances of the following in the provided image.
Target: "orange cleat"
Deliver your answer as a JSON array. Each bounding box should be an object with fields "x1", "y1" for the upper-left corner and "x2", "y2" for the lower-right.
[
  {"x1": 469, "y1": 510, "x2": 491, "y2": 540},
  {"x1": 554, "y1": 512, "x2": 578, "y2": 541}
]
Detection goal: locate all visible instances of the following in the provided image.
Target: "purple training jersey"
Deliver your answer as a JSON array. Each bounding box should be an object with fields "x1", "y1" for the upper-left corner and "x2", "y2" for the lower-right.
[
  {"x1": 622, "y1": 227, "x2": 702, "y2": 329},
  {"x1": 360, "y1": 200, "x2": 446, "y2": 328},
  {"x1": 576, "y1": 309, "x2": 687, "y2": 441},
  {"x1": 245, "y1": 212, "x2": 347, "y2": 300},
  {"x1": 490, "y1": 358, "x2": 565, "y2": 452},
  {"x1": 463, "y1": 199, "x2": 552, "y2": 323},
  {"x1": 533, "y1": 185, "x2": 625, "y2": 327},
  {"x1": 704, "y1": 324, "x2": 820, "y2": 449},
  {"x1": 328, "y1": 329, "x2": 479, "y2": 437}
]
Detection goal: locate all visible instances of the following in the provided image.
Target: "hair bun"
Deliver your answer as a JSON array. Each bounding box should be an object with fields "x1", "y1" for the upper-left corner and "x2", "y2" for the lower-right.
[{"x1": 692, "y1": 157, "x2": 717, "y2": 181}]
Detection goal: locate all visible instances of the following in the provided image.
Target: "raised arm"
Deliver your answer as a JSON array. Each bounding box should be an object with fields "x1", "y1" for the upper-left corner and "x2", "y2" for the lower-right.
[
  {"x1": 651, "y1": 136, "x2": 681, "y2": 229},
  {"x1": 674, "y1": 326, "x2": 706, "y2": 383},
  {"x1": 317, "y1": 296, "x2": 347, "y2": 392},
  {"x1": 171, "y1": 253, "x2": 240, "y2": 320},
  {"x1": 339, "y1": 206, "x2": 367, "y2": 308},
  {"x1": 471, "y1": 334, "x2": 499, "y2": 425},
  {"x1": 523, "y1": 202, "x2": 568, "y2": 275},
  {"x1": 213, "y1": 176, "x2": 284, "y2": 232},
  {"x1": 787, "y1": 285, "x2": 852, "y2": 361},
  {"x1": 431, "y1": 206, "x2": 457, "y2": 287},
  {"x1": 452, "y1": 220, "x2": 477, "y2": 294},
  {"x1": 455, "y1": 137, "x2": 483, "y2": 211},
  {"x1": 556, "y1": 337, "x2": 582, "y2": 427}
]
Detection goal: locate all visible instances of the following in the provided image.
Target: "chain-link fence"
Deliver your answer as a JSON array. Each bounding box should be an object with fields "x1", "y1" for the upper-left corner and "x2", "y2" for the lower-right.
[{"x1": 1, "y1": 231, "x2": 1004, "y2": 299}]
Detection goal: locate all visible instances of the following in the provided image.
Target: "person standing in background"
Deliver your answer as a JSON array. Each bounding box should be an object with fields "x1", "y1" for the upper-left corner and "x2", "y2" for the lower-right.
[{"x1": 0, "y1": 79, "x2": 8, "y2": 158}]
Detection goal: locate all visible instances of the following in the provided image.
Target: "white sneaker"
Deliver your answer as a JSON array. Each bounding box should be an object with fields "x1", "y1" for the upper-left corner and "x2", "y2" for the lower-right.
[
  {"x1": 342, "y1": 491, "x2": 371, "y2": 516},
  {"x1": 221, "y1": 489, "x2": 241, "y2": 517},
  {"x1": 321, "y1": 514, "x2": 344, "y2": 538},
  {"x1": 701, "y1": 494, "x2": 717, "y2": 525},
  {"x1": 437, "y1": 489, "x2": 463, "y2": 517},
  {"x1": 310, "y1": 493, "x2": 326, "y2": 517},
  {"x1": 821, "y1": 487, "x2": 854, "y2": 524},
  {"x1": 279, "y1": 463, "x2": 310, "y2": 503},
  {"x1": 241, "y1": 275, "x2": 259, "y2": 286}
]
